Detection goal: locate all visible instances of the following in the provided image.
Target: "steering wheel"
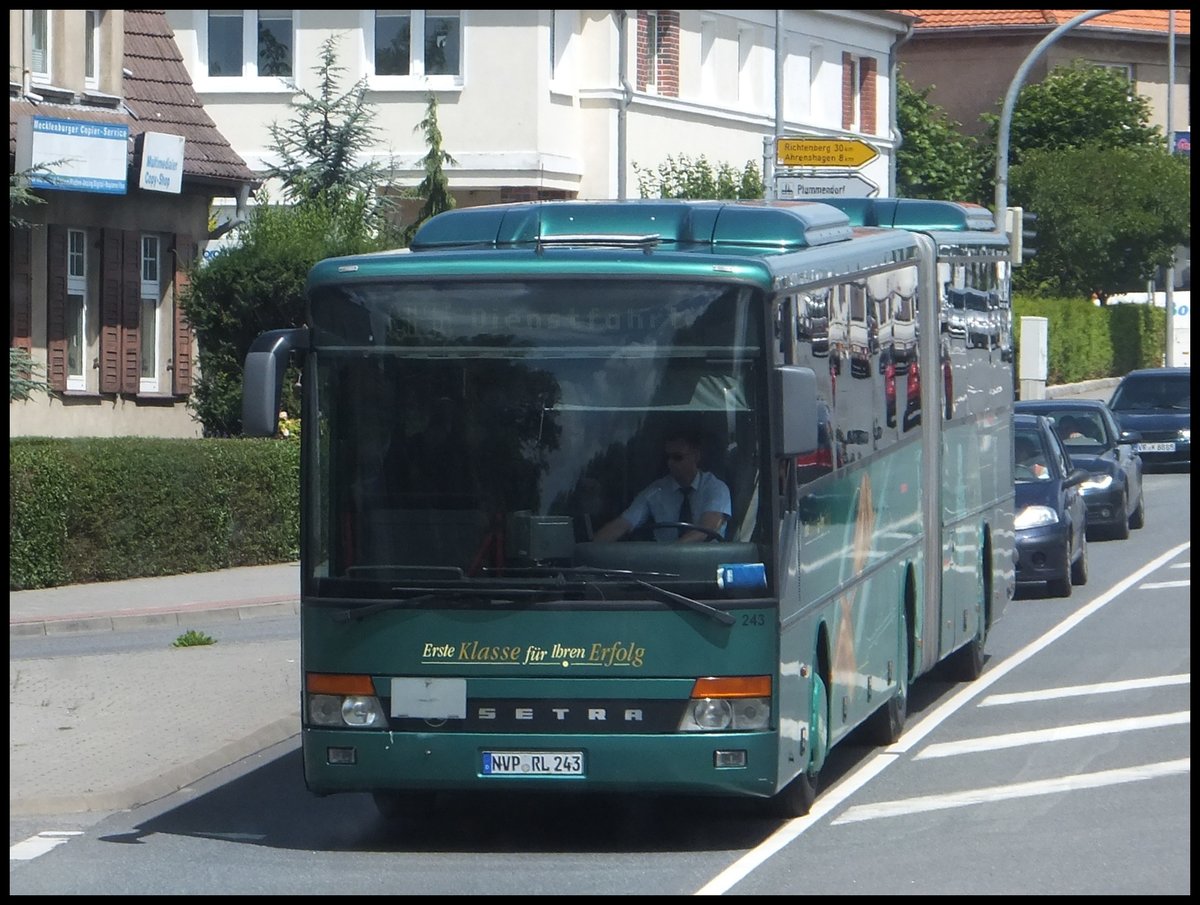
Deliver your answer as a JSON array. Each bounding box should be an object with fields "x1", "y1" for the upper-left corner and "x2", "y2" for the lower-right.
[{"x1": 646, "y1": 521, "x2": 728, "y2": 542}]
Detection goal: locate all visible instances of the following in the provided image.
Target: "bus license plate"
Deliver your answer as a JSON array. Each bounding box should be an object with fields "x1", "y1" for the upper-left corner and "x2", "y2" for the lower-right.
[
  {"x1": 482, "y1": 751, "x2": 585, "y2": 776},
  {"x1": 1135, "y1": 442, "x2": 1175, "y2": 452}
]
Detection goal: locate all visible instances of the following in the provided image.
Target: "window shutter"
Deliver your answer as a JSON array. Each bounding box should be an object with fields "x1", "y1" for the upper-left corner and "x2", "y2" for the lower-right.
[
  {"x1": 100, "y1": 228, "x2": 122, "y2": 392},
  {"x1": 11, "y1": 229, "x2": 33, "y2": 353},
  {"x1": 46, "y1": 225, "x2": 68, "y2": 391},
  {"x1": 172, "y1": 236, "x2": 196, "y2": 396},
  {"x1": 121, "y1": 230, "x2": 140, "y2": 393}
]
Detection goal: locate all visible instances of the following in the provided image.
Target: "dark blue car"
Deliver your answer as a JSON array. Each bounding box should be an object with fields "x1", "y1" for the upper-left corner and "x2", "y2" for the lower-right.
[
  {"x1": 1107, "y1": 367, "x2": 1191, "y2": 470},
  {"x1": 1013, "y1": 414, "x2": 1089, "y2": 597},
  {"x1": 1014, "y1": 399, "x2": 1145, "y2": 540}
]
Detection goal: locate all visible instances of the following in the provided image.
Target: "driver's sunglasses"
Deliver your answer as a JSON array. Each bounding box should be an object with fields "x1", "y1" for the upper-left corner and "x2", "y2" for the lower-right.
[{"x1": 665, "y1": 451, "x2": 689, "y2": 462}]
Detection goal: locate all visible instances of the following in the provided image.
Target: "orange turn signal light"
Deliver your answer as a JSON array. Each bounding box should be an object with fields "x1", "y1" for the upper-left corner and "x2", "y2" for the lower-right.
[
  {"x1": 690, "y1": 675, "x2": 771, "y2": 699},
  {"x1": 306, "y1": 673, "x2": 375, "y2": 695}
]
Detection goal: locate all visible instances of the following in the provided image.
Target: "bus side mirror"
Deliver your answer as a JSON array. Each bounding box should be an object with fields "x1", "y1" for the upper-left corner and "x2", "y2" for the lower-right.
[
  {"x1": 776, "y1": 366, "x2": 818, "y2": 456},
  {"x1": 242, "y1": 327, "x2": 310, "y2": 437}
]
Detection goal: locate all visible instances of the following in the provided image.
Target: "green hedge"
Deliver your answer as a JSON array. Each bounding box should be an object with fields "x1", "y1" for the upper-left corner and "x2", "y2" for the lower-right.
[
  {"x1": 10, "y1": 437, "x2": 299, "y2": 590},
  {"x1": 1013, "y1": 295, "x2": 1166, "y2": 385}
]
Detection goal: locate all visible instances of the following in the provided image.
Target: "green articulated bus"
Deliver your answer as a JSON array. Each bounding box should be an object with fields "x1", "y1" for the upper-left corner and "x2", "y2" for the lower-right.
[{"x1": 242, "y1": 197, "x2": 1015, "y2": 819}]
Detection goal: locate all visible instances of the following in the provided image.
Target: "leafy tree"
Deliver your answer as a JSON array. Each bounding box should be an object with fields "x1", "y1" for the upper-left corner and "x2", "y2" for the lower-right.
[
  {"x1": 633, "y1": 155, "x2": 763, "y2": 200},
  {"x1": 9, "y1": 161, "x2": 67, "y2": 228},
  {"x1": 978, "y1": 61, "x2": 1164, "y2": 208},
  {"x1": 403, "y1": 94, "x2": 457, "y2": 243},
  {"x1": 183, "y1": 37, "x2": 409, "y2": 436},
  {"x1": 1009, "y1": 146, "x2": 1189, "y2": 298},
  {"x1": 263, "y1": 33, "x2": 398, "y2": 234},
  {"x1": 969, "y1": 61, "x2": 1180, "y2": 297},
  {"x1": 9, "y1": 348, "x2": 48, "y2": 402},
  {"x1": 10, "y1": 164, "x2": 57, "y2": 400},
  {"x1": 895, "y1": 73, "x2": 982, "y2": 202},
  {"x1": 184, "y1": 193, "x2": 389, "y2": 435}
]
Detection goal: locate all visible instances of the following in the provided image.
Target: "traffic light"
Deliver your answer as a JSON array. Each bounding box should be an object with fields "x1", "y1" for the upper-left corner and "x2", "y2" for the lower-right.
[
  {"x1": 1005, "y1": 206, "x2": 1038, "y2": 265},
  {"x1": 1021, "y1": 209, "x2": 1037, "y2": 263}
]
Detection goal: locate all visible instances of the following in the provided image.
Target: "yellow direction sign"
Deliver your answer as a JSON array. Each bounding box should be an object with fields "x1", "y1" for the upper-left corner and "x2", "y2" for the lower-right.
[{"x1": 776, "y1": 137, "x2": 878, "y2": 169}]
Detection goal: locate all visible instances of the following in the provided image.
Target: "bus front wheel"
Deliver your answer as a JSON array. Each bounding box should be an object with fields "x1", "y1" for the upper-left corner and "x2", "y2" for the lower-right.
[{"x1": 770, "y1": 768, "x2": 818, "y2": 818}]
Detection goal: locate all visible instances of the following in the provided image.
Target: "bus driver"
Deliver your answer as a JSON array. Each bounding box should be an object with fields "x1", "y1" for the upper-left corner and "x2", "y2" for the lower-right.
[{"x1": 593, "y1": 429, "x2": 731, "y2": 543}]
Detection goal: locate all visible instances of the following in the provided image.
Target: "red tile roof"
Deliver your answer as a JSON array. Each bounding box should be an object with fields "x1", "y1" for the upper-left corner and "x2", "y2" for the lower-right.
[
  {"x1": 9, "y1": 9, "x2": 258, "y2": 192},
  {"x1": 904, "y1": 10, "x2": 1190, "y2": 35}
]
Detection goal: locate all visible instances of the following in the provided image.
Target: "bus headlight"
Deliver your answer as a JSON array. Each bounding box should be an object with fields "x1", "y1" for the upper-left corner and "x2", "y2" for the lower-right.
[
  {"x1": 677, "y1": 676, "x2": 772, "y2": 732},
  {"x1": 307, "y1": 693, "x2": 385, "y2": 727},
  {"x1": 306, "y1": 673, "x2": 385, "y2": 728},
  {"x1": 342, "y1": 696, "x2": 385, "y2": 726}
]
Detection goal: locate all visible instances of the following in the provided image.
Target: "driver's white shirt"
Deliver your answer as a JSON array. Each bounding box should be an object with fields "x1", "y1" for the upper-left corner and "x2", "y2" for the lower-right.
[{"x1": 619, "y1": 471, "x2": 731, "y2": 542}]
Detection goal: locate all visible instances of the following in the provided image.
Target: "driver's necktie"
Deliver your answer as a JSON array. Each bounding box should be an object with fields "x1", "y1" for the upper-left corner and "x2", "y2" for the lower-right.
[{"x1": 678, "y1": 485, "x2": 694, "y2": 537}]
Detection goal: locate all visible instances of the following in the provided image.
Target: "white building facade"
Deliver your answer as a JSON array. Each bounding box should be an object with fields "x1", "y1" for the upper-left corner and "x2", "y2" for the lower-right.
[{"x1": 164, "y1": 9, "x2": 913, "y2": 222}]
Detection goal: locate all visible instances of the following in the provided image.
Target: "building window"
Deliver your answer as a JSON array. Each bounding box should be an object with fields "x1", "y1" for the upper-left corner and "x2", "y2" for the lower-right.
[
  {"x1": 206, "y1": 10, "x2": 293, "y2": 79},
  {"x1": 637, "y1": 10, "x2": 677, "y2": 97},
  {"x1": 85, "y1": 10, "x2": 100, "y2": 88},
  {"x1": 375, "y1": 10, "x2": 411, "y2": 76},
  {"x1": 140, "y1": 236, "x2": 161, "y2": 392},
  {"x1": 366, "y1": 10, "x2": 462, "y2": 84},
  {"x1": 67, "y1": 229, "x2": 88, "y2": 391},
  {"x1": 31, "y1": 10, "x2": 50, "y2": 82},
  {"x1": 257, "y1": 10, "x2": 294, "y2": 77},
  {"x1": 1092, "y1": 61, "x2": 1134, "y2": 83}
]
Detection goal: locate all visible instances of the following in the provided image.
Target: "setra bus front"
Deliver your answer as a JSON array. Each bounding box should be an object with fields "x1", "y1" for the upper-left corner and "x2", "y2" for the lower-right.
[{"x1": 241, "y1": 200, "x2": 847, "y2": 818}]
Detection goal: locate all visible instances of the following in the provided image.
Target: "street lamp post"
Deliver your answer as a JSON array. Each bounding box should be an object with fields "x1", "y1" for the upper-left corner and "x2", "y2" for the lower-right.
[{"x1": 993, "y1": 10, "x2": 1115, "y2": 236}]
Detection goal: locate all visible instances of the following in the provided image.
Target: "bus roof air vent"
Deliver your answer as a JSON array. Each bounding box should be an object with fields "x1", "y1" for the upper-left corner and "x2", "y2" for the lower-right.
[
  {"x1": 802, "y1": 197, "x2": 996, "y2": 232},
  {"x1": 408, "y1": 200, "x2": 854, "y2": 253}
]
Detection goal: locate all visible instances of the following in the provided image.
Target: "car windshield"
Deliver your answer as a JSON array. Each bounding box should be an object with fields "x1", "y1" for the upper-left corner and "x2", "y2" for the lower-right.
[
  {"x1": 1050, "y1": 410, "x2": 1109, "y2": 453},
  {"x1": 1110, "y1": 373, "x2": 1191, "y2": 412},
  {"x1": 1014, "y1": 429, "x2": 1051, "y2": 482}
]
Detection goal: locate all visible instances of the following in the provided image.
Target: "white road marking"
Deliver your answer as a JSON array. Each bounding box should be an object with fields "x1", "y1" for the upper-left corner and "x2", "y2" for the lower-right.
[
  {"x1": 980, "y1": 673, "x2": 1190, "y2": 707},
  {"x1": 9, "y1": 831, "x2": 83, "y2": 862},
  {"x1": 831, "y1": 758, "x2": 1190, "y2": 824},
  {"x1": 1168, "y1": 562, "x2": 1189, "y2": 569},
  {"x1": 1139, "y1": 580, "x2": 1190, "y2": 589},
  {"x1": 914, "y1": 711, "x2": 1190, "y2": 759},
  {"x1": 692, "y1": 540, "x2": 1190, "y2": 896}
]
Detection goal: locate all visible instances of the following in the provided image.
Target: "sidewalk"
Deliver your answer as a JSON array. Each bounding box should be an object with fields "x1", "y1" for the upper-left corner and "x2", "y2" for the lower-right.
[{"x1": 9, "y1": 563, "x2": 302, "y2": 818}]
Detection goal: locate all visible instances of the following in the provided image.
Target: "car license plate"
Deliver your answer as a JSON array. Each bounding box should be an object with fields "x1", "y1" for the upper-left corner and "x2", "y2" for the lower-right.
[
  {"x1": 1135, "y1": 442, "x2": 1175, "y2": 452},
  {"x1": 482, "y1": 751, "x2": 585, "y2": 776}
]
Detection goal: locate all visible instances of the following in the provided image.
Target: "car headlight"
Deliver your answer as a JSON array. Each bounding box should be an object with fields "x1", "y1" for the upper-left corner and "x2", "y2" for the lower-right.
[
  {"x1": 1015, "y1": 505, "x2": 1059, "y2": 529},
  {"x1": 1080, "y1": 474, "x2": 1114, "y2": 492},
  {"x1": 1179, "y1": 428, "x2": 1190, "y2": 441}
]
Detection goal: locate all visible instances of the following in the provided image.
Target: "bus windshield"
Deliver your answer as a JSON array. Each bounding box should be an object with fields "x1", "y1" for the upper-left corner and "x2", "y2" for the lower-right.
[{"x1": 308, "y1": 278, "x2": 768, "y2": 599}]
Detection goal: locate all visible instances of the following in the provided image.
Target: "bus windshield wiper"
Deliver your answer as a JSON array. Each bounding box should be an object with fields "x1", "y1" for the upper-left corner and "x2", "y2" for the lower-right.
[
  {"x1": 333, "y1": 587, "x2": 553, "y2": 623},
  {"x1": 478, "y1": 565, "x2": 681, "y2": 581},
  {"x1": 634, "y1": 579, "x2": 735, "y2": 626},
  {"x1": 330, "y1": 573, "x2": 733, "y2": 626}
]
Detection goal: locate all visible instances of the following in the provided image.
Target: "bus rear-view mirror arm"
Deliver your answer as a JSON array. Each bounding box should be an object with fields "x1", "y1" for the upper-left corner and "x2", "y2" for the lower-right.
[{"x1": 242, "y1": 327, "x2": 311, "y2": 437}]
